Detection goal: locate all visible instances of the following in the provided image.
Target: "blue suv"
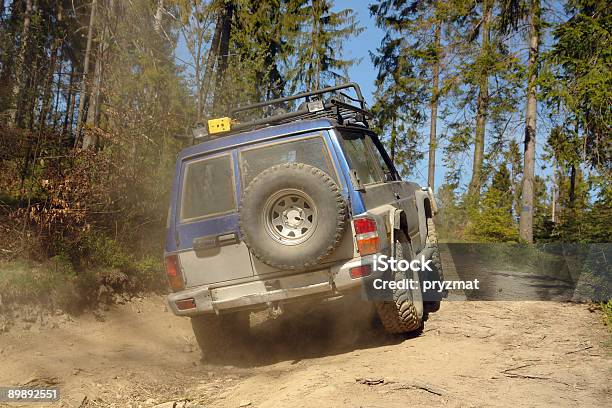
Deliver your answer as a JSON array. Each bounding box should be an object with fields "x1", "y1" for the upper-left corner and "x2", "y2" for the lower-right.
[{"x1": 164, "y1": 83, "x2": 444, "y2": 357}]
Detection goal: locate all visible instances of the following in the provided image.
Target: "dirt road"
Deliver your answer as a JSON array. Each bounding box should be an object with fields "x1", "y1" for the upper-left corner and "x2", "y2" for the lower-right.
[{"x1": 0, "y1": 293, "x2": 610, "y2": 408}]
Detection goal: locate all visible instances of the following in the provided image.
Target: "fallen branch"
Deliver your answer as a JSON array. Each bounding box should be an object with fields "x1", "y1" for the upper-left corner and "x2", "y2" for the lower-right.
[
  {"x1": 393, "y1": 381, "x2": 445, "y2": 396},
  {"x1": 501, "y1": 362, "x2": 540, "y2": 373},
  {"x1": 564, "y1": 345, "x2": 592, "y2": 355},
  {"x1": 503, "y1": 373, "x2": 572, "y2": 387}
]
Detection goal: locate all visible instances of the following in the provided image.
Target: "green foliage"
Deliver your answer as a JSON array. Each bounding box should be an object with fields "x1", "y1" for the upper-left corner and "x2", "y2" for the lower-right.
[
  {"x1": 603, "y1": 300, "x2": 612, "y2": 328},
  {"x1": 539, "y1": 0, "x2": 611, "y2": 172},
  {"x1": 435, "y1": 183, "x2": 470, "y2": 241},
  {"x1": 466, "y1": 164, "x2": 519, "y2": 242},
  {"x1": 369, "y1": 0, "x2": 431, "y2": 176},
  {"x1": 442, "y1": 0, "x2": 525, "y2": 191},
  {"x1": 0, "y1": 258, "x2": 78, "y2": 309},
  {"x1": 285, "y1": 0, "x2": 363, "y2": 92}
]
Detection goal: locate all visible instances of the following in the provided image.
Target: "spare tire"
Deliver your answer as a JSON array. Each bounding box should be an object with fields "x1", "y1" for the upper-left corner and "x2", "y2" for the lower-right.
[{"x1": 239, "y1": 163, "x2": 347, "y2": 270}]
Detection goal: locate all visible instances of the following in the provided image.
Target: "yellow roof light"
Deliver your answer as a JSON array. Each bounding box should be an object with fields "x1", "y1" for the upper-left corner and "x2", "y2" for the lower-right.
[{"x1": 207, "y1": 117, "x2": 232, "y2": 134}]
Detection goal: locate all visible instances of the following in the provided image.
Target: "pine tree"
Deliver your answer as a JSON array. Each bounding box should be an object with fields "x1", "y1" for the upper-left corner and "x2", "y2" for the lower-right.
[
  {"x1": 10, "y1": 0, "x2": 35, "y2": 127},
  {"x1": 443, "y1": 0, "x2": 524, "y2": 200},
  {"x1": 174, "y1": 0, "x2": 216, "y2": 122},
  {"x1": 467, "y1": 163, "x2": 519, "y2": 242},
  {"x1": 75, "y1": 0, "x2": 98, "y2": 146},
  {"x1": 286, "y1": 0, "x2": 363, "y2": 92},
  {"x1": 215, "y1": 0, "x2": 289, "y2": 114},
  {"x1": 516, "y1": 0, "x2": 541, "y2": 243},
  {"x1": 540, "y1": 0, "x2": 611, "y2": 174},
  {"x1": 466, "y1": 0, "x2": 494, "y2": 198},
  {"x1": 369, "y1": 0, "x2": 450, "y2": 181}
]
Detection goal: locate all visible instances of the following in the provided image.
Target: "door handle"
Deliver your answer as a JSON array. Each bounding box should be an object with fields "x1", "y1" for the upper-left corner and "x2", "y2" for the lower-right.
[
  {"x1": 193, "y1": 232, "x2": 239, "y2": 251},
  {"x1": 217, "y1": 232, "x2": 239, "y2": 246}
]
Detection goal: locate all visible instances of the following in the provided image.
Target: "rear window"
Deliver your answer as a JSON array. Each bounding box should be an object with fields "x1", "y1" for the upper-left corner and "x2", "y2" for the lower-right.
[
  {"x1": 338, "y1": 131, "x2": 387, "y2": 184},
  {"x1": 180, "y1": 154, "x2": 235, "y2": 221},
  {"x1": 240, "y1": 136, "x2": 336, "y2": 186}
]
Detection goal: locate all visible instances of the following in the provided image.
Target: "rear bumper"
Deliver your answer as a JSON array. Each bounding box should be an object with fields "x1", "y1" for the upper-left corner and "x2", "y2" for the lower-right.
[{"x1": 166, "y1": 254, "x2": 382, "y2": 316}]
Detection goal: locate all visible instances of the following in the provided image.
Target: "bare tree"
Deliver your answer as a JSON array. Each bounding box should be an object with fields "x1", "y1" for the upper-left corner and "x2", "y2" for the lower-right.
[
  {"x1": 518, "y1": 0, "x2": 541, "y2": 243},
  {"x1": 212, "y1": 1, "x2": 234, "y2": 115},
  {"x1": 11, "y1": 0, "x2": 35, "y2": 126},
  {"x1": 75, "y1": 0, "x2": 98, "y2": 147},
  {"x1": 427, "y1": 3, "x2": 442, "y2": 190},
  {"x1": 467, "y1": 0, "x2": 492, "y2": 197},
  {"x1": 83, "y1": 0, "x2": 114, "y2": 148}
]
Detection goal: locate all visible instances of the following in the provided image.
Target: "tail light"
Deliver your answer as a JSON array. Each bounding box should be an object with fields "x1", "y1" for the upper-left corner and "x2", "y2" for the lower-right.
[
  {"x1": 165, "y1": 254, "x2": 185, "y2": 291},
  {"x1": 350, "y1": 264, "x2": 372, "y2": 279},
  {"x1": 353, "y1": 217, "x2": 379, "y2": 256},
  {"x1": 175, "y1": 298, "x2": 196, "y2": 310}
]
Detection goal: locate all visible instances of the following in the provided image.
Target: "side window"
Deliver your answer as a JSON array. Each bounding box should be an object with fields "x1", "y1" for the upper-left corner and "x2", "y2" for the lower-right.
[
  {"x1": 240, "y1": 136, "x2": 336, "y2": 186},
  {"x1": 366, "y1": 136, "x2": 396, "y2": 180},
  {"x1": 180, "y1": 154, "x2": 235, "y2": 221},
  {"x1": 367, "y1": 137, "x2": 395, "y2": 174},
  {"x1": 338, "y1": 130, "x2": 388, "y2": 184}
]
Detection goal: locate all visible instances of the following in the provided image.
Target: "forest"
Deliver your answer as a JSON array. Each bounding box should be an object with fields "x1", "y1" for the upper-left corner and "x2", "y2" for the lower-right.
[{"x1": 0, "y1": 0, "x2": 609, "y2": 303}]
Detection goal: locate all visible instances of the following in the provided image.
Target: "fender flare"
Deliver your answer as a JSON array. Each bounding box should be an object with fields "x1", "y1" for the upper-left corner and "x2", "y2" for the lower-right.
[
  {"x1": 414, "y1": 189, "x2": 435, "y2": 249},
  {"x1": 390, "y1": 208, "x2": 407, "y2": 257}
]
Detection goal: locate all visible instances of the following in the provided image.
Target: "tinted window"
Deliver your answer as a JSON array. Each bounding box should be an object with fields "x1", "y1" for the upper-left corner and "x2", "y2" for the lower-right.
[
  {"x1": 181, "y1": 155, "x2": 235, "y2": 221},
  {"x1": 338, "y1": 131, "x2": 387, "y2": 184},
  {"x1": 241, "y1": 136, "x2": 335, "y2": 186},
  {"x1": 368, "y1": 138, "x2": 395, "y2": 179}
]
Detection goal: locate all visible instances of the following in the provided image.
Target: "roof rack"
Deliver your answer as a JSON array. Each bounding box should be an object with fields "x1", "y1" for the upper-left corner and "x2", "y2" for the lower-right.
[{"x1": 189, "y1": 83, "x2": 373, "y2": 142}]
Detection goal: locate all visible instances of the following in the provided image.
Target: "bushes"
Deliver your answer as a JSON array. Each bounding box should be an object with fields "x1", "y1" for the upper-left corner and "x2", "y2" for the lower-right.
[
  {"x1": 0, "y1": 126, "x2": 174, "y2": 310},
  {"x1": 603, "y1": 300, "x2": 612, "y2": 328},
  {"x1": 0, "y1": 237, "x2": 166, "y2": 313},
  {"x1": 0, "y1": 258, "x2": 77, "y2": 310}
]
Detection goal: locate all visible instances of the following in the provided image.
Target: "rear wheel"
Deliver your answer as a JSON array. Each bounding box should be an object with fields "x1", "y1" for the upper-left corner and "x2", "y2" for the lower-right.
[
  {"x1": 191, "y1": 312, "x2": 250, "y2": 361},
  {"x1": 375, "y1": 231, "x2": 424, "y2": 334},
  {"x1": 423, "y1": 217, "x2": 445, "y2": 314}
]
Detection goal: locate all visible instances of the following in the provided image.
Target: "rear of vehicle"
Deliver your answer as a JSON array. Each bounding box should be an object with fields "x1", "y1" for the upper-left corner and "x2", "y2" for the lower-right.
[
  {"x1": 165, "y1": 123, "x2": 387, "y2": 315},
  {"x1": 164, "y1": 84, "x2": 443, "y2": 357}
]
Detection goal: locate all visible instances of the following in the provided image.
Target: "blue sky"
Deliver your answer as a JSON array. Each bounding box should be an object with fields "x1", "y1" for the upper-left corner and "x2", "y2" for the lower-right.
[
  {"x1": 335, "y1": 0, "x2": 385, "y2": 106},
  {"x1": 337, "y1": 1, "x2": 443, "y2": 186}
]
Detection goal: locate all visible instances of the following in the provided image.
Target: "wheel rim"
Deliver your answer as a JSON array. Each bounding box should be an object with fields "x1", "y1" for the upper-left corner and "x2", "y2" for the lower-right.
[{"x1": 263, "y1": 189, "x2": 318, "y2": 246}]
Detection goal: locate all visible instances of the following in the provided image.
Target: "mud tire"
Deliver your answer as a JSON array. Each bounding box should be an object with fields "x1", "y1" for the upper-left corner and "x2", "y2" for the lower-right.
[
  {"x1": 423, "y1": 217, "x2": 445, "y2": 314},
  {"x1": 375, "y1": 231, "x2": 424, "y2": 334}
]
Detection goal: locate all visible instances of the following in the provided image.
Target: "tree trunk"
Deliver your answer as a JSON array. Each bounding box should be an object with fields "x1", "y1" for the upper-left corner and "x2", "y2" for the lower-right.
[
  {"x1": 39, "y1": 46, "x2": 58, "y2": 128},
  {"x1": 51, "y1": 58, "x2": 63, "y2": 129},
  {"x1": 390, "y1": 119, "x2": 397, "y2": 163},
  {"x1": 41, "y1": 3, "x2": 63, "y2": 128},
  {"x1": 200, "y1": 3, "x2": 224, "y2": 118},
  {"x1": 83, "y1": 0, "x2": 112, "y2": 149},
  {"x1": 427, "y1": 18, "x2": 441, "y2": 190},
  {"x1": 154, "y1": 0, "x2": 164, "y2": 34},
  {"x1": 11, "y1": 0, "x2": 34, "y2": 127},
  {"x1": 63, "y1": 64, "x2": 76, "y2": 135},
  {"x1": 75, "y1": 0, "x2": 97, "y2": 147},
  {"x1": 467, "y1": 0, "x2": 492, "y2": 197},
  {"x1": 569, "y1": 164, "x2": 576, "y2": 207},
  {"x1": 312, "y1": 0, "x2": 321, "y2": 91},
  {"x1": 551, "y1": 161, "x2": 557, "y2": 223},
  {"x1": 212, "y1": 1, "x2": 234, "y2": 115},
  {"x1": 82, "y1": 47, "x2": 102, "y2": 148},
  {"x1": 519, "y1": 0, "x2": 541, "y2": 243},
  {"x1": 26, "y1": 55, "x2": 40, "y2": 130}
]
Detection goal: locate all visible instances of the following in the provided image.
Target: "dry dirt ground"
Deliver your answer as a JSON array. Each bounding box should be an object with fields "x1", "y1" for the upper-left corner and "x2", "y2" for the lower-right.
[{"x1": 0, "y1": 293, "x2": 610, "y2": 408}]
